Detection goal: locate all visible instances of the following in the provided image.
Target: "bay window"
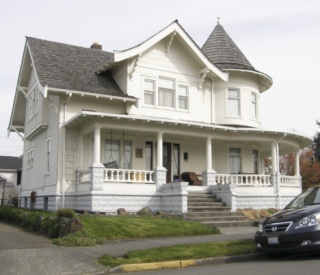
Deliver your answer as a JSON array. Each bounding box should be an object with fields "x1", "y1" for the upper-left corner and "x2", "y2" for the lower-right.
[
  {"x1": 228, "y1": 89, "x2": 240, "y2": 117},
  {"x1": 251, "y1": 92, "x2": 258, "y2": 119}
]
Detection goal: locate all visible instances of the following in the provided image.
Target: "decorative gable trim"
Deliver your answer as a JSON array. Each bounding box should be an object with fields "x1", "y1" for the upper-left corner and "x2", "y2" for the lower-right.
[{"x1": 101, "y1": 21, "x2": 228, "y2": 82}]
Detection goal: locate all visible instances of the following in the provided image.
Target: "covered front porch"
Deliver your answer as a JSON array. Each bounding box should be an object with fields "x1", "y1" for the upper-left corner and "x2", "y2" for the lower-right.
[{"x1": 63, "y1": 111, "x2": 311, "y2": 213}]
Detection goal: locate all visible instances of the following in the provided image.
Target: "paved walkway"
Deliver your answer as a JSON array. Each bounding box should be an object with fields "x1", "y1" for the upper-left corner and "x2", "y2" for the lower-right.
[{"x1": 0, "y1": 222, "x2": 258, "y2": 274}]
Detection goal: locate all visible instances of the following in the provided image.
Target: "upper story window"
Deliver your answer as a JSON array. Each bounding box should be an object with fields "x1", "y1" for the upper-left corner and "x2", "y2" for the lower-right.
[
  {"x1": 27, "y1": 86, "x2": 39, "y2": 120},
  {"x1": 251, "y1": 92, "x2": 258, "y2": 119},
  {"x1": 46, "y1": 138, "x2": 51, "y2": 174},
  {"x1": 227, "y1": 89, "x2": 240, "y2": 117},
  {"x1": 158, "y1": 78, "x2": 175, "y2": 108},
  {"x1": 178, "y1": 85, "x2": 188, "y2": 110},
  {"x1": 144, "y1": 79, "x2": 155, "y2": 105},
  {"x1": 143, "y1": 77, "x2": 189, "y2": 111},
  {"x1": 27, "y1": 149, "x2": 34, "y2": 169}
]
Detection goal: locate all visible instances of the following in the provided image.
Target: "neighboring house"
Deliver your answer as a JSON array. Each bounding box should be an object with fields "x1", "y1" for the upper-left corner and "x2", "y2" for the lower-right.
[
  {"x1": 8, "y1": 20, "x2": 311, "y2": 213},
  {"x1": 0, "y1": 156, "x2": 22, "y2": 206}
]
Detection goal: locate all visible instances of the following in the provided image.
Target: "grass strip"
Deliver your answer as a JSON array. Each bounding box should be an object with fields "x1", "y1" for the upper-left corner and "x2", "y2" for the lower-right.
[
  {"x1": 79, "y1": 215, "x2": 219, "y2": 239},
  {"x1": 98, "y1": 239, "x2": 256, "y2": 267}
]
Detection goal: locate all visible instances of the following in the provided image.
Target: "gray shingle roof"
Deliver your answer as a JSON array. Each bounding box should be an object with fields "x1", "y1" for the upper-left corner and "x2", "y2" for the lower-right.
[
  {"x1": 0, "y1": 156, "x2": 22, "y2": 170},
  {"x1": 27, "y1": 37, "x2": 129, "y2": 97},
  {"x1": 201, "y1": 23, "x2": 255, "y2": 71}
]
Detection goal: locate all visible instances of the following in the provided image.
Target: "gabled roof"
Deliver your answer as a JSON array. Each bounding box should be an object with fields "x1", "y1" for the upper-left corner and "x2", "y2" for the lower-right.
[
  {"x1": 98, "y1": 20, "x2": 229, "y2": 82},
  {"x1": 26, "y1": 37, "x2": 128, "y2": 97},
  {"x1": 0, "y1": 156, "x2": 22, "y2": 170}
]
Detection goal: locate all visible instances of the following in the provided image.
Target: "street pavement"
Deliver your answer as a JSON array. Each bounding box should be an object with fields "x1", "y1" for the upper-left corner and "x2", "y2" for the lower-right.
[{"x1": 0, "y1": 222, "x2": 258, "y2": 274}]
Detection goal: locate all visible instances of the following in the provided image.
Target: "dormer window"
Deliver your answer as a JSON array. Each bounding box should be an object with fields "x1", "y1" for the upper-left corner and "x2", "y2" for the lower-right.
[{"x1": 227, "y1": 88, "x2": 240, "y2": 117}]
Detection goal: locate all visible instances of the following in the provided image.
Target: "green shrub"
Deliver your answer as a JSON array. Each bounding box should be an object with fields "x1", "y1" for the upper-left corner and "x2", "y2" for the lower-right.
[
  {"x1": 53, "y1": 230, "x2": 103, "y2": 247},
  {"x1": 56, "y1": 208, "x2": 76, "y2": 219}
]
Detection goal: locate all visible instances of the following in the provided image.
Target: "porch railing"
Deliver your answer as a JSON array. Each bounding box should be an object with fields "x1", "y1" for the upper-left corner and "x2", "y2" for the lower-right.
[
  {"x1": 104, "y1": 169, "x2": 155, "y2": 183},
  {"x1": 280, "y1": 175, "x2": 301, "y2": 187},
  {"x1": 214, "y1": 174, "x2": 300, "y2": 187},
  {"x1": 76, "y1": 168, "x2": 155, "y2": 184},
  {"x1": 214, "y1": 174, "x2": 272, "y2": 186}
]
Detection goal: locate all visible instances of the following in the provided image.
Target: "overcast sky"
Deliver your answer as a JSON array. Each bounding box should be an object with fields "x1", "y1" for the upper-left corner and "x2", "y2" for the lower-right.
[{"x1": 1, "y1": 0, "x2": 320, "y2": 156}]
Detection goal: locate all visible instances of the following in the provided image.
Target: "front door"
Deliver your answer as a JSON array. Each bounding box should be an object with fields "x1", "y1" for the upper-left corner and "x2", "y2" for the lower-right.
[
  {"x1": 163, "y1": 143, "x2": 180, "y2": 183},
  {"x1": 163, "y1": 142, "x2": 172, "y2": 183}
]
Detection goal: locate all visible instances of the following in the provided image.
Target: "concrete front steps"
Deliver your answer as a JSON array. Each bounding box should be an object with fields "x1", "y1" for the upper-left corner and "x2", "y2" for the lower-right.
[{"x1": 185, "y1": 192, "x2": 253, "y2": 228}]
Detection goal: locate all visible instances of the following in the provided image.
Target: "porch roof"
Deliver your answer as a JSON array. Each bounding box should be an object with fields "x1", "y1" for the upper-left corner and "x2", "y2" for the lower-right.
[{"x1": 63, "y1": 110, "x2": 312, "y2": 152}]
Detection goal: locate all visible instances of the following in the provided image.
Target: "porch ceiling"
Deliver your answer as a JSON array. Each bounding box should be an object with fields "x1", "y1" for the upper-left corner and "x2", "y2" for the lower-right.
[{"x1": 63, "y1": 111, "x2": 312, "y2": 154}]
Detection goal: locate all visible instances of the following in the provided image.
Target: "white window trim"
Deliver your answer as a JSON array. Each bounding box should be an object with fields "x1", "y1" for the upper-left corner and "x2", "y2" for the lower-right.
[
  {"x1": 143, "y1": 78, "x2": 156, "y2": 107},
  {"x1": 142, "y1": 76, "x2": 190, "y2": 111},
  {"x1": 250, "y1": 91, "x2": 258, "y2": 120},
  {"x1": 46, "y1": 138, "x2": 51, "y2": 174},
  {"x1": 227, "y1": 88, "x2": 241, "y2": 118},
  {"x1": 27, "y1": 85, "x2": 40, "y2": 121}
]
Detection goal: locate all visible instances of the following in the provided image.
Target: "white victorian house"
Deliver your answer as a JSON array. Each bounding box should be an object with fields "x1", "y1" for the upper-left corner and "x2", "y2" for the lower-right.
[{"x1": 9, "y1": 20, "x2": 311, "y2": 214}]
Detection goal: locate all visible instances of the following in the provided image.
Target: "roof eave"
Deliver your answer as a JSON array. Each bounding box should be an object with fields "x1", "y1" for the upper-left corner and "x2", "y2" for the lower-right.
[
  {"x1": 224, "y1": 69, "x2": 273, "y2": 92},
  {"x1": 99, "y1": 21, "x2": 228, "y2": 82}
]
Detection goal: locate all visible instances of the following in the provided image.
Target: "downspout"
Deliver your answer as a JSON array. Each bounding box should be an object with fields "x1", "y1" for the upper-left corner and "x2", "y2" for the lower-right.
[
  {"x1": 62, "y1": 92, "x2": 72, "y2": 208},
  {"x1": 276, "y1": 133, "x2": 286, "y2": 209}
]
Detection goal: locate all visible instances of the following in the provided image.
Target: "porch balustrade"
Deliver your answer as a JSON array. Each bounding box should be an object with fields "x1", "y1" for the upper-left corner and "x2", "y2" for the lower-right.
[
  {"x1": 76, "y1": 169, "x2": 299, "y2": 187},
  {"x1": 279, "y1": 175, "x2": 301, "y2": 187},
  {"x1": 214, "y1": 174, "x2": 300, "y2": 187},
  {"x1": 104, "y1": 168, "x2": 155, "y2": 183},
  {"x1": 75, "y1": 168, "x2": 154, "y2": 184},
  {"x1": 214, "y1": 174, "x2": 271, "y2": 186}
]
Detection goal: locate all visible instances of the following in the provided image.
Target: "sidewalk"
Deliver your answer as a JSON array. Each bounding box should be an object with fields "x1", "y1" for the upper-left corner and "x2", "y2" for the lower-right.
[{"x1": 0, "y1": 222, "x2": 259, "y2": 274}]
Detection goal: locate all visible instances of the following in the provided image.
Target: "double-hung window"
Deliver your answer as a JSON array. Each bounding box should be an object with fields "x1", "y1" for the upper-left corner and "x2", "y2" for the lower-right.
[
  {"x1": 178, "y1": 85, "x2": 188, "y2": 110},
  {"x1": 229, "y1": 148, "x2": 241, "y2": 174},
  {"x1": 46, "y1": 138, "x2": 51, "y2": 173},
  {"x1": 144, "y1": 79, "x2": 155, "y2": 105},
  {"x1": 105, "y1": 139, "x2": 132, "y2": 169},
  {"x1": 228, "y1": 89, "x2": 240, "y2": 117},
  {"x1": 27, "y1": 149, "x2": 34, "y2": 169},
  {"x1": 251, "y1": 92, "x2": 258, "y2": 119},
  {"x1": 252, "y1": 149, "x2": 259, "y2": 174},
  {"x1": 158, "y1": 78, "x2": 175, "y2": 108}
]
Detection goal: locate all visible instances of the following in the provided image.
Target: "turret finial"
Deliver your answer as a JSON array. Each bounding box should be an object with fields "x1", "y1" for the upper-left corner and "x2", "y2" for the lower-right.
[{"x1": 217, "y1": 17, "x2": 220, "y2": 25}]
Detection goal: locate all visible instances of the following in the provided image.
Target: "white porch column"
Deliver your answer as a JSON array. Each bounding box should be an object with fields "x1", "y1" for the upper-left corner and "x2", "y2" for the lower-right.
[
  {"x1": 156, "y1": 132, "x2": 164, "y2": 169},
  {"x1": 90, "y1": 126, "x2": 104, "y2": 191},
  {"x1": 294, "y1": 150, "x2": 300, "y2": 176},
  {"x1": 94, "y1": 127, "x2": 101, "y2": 165},
  {"x1": 78, "y1": 134, "x2": 84, "y2": 167},
  {"x1": 202, "y1": 137, "x2": 216, "y2": 186},
  {"x1": 206, "y1": 137, "x2": 212, "y2": 171},
  {"x1": 271, "y1": 141, "x2": 281, "y2": 209},
  {"x1": 271, "y1": 142, "x2": 278, "y2": 174},
  {"x1": 155, "y1": 132, "x2": 166, "y2": 189}
]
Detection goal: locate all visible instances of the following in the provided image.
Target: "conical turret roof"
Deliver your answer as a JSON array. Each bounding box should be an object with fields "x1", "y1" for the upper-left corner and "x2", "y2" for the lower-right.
[{"x1": 202, "y1": 22, "x2": 255, "y2": 71}]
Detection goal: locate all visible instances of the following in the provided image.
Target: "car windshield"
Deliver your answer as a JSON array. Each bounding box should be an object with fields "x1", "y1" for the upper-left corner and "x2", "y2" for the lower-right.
[{"x1": 285, "y1": 187, "x2": 320, "y2": 209}]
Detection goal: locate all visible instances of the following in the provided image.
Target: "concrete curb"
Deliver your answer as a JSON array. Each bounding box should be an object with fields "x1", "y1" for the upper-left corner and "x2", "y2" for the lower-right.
[{"x1": 107, "y1": 253, "x2": 267, "y2": 273}]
